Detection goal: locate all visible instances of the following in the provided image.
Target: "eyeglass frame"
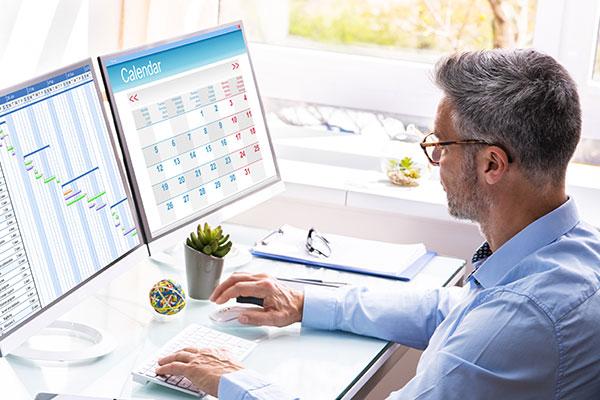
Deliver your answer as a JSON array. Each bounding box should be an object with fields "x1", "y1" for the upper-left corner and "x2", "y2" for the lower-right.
[
  {"x1": 419, "y1": 132, "x2": 513, "y2": 166},
  {"x1": 305, "y1": 227, "x2": 332, "y2": 258}
]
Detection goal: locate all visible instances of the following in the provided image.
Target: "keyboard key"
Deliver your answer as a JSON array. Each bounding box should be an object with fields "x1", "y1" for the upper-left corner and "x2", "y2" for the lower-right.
[
  {"x1": 167, "y1": 375, "x2": 183, "y2": 385},
  {"x1": 189, "y1": 384, "x2": 201, "y2": 393},
  {"x1": 178, "y1": 377, "x2": 193, "y2": 389}
]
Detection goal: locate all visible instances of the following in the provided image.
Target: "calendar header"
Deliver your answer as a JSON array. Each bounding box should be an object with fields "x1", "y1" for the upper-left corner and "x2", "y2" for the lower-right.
[{"x1": 104, "y1": 29, "x2": 247, "y2": 93}]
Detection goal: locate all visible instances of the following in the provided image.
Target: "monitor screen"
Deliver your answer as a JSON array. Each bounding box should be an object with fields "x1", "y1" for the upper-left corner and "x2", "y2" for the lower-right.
[
  {"x1": 98, "y1": 22, "x2": 280, "y2": 241},
  {"x1": 0, "y1": 60, "x2": 142, "y2": 340}
]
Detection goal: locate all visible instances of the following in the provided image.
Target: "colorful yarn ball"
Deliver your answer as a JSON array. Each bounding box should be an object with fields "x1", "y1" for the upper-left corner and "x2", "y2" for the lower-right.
[{"x1": 149, "y1": 279, "x2": 186, "y2": 315}]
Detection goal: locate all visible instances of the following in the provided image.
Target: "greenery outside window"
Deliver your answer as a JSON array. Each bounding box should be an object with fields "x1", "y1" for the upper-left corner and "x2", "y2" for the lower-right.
[{"x1": 221, "y1": 0, "x2": 538, "y2": 59}]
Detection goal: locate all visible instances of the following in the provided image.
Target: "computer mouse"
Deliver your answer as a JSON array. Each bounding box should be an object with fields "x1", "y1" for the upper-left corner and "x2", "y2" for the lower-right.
[{"x1": 209, "y1": 306, "x2": 261, "y2": 327}]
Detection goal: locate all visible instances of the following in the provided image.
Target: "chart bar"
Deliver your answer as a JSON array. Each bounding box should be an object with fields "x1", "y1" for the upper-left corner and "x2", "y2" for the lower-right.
[
  {"x1": 110, "y1": 197, "x2": 127, "y2": 209},
  {"x1": 61, "y1": 166, "x2": 99, "y2": 188},
  {"x1": 23, "y1": 144, "x2": 50, "y2": 159},
  {"x1": 87, "y1": 191, "x2": 106, "y2": 203},
  {"x1": 66, "y1": 194, "x2": 86, "y2": 206},
  {"x1": 65, "y1": 190, "x2": 82, "y2": 201}
]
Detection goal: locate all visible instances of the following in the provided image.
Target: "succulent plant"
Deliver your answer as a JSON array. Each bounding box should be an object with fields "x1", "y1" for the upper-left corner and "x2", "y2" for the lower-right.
[
  {"x1": 386, "y1": 157, "x2": 421, "y2": 187},
  {"x1": 186, "y1": 222, "x2": 232, "y2": 258},
  {"x1": 389, "y1": 157, "x2": 421, "y2": 178}
]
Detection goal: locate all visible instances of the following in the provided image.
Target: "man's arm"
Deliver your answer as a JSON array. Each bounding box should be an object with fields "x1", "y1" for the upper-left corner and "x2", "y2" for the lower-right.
[
  {"x1": 211, "y1": 272, "x2": 467, "y2": 347},
  {"x1": 386, "y1": 289, "x2": 558, "y2": 399},
  {"x1": 303, "y1": 284, "x2": 466, "y2": 349}
]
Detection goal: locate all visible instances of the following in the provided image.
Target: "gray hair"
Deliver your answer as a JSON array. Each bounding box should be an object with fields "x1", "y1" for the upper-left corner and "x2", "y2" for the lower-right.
[{"x1": 434, "y1": 49, "x2": 581, "y2": 185}]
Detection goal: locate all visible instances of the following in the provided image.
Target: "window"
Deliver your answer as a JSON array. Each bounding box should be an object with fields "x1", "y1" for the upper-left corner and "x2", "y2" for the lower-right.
[
  {"x1": 222, "y1": 0, "x2": 538, "y2": 58},
  {"x1": 289, "y1": 0, "x2": 537, "y2": 57}
]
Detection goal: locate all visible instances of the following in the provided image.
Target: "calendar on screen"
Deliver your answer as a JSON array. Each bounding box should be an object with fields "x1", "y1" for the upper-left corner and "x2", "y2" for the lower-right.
[{"x1": 99, "y1": 24, "x2": 278, "y2": 237}]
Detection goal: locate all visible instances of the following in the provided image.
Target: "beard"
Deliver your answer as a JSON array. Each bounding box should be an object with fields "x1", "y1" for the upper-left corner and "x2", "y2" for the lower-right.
[{"x1": 444, "y1": 153, "x2": 490, "y2": 222}]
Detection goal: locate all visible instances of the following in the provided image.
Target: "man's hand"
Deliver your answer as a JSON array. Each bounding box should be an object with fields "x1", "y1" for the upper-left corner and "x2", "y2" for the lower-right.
[
  {"x1": 209, "y1": 272, "x2": 304, "y2": 327},
  {"x1": 155, "y1": 347, "x2": 243, "y2": 397}
]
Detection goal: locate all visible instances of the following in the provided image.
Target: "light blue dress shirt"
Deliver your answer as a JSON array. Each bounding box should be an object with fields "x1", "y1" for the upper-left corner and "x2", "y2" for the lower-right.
[{"x1": 219, "y1": 198, "x2": 600, "y2": 399}]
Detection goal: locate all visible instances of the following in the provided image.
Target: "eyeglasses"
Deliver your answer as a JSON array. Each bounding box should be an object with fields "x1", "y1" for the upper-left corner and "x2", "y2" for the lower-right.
[
  {"x1": 305, "y1": 228, "x2": 331, "y2": 258},
  {"x1": 419, "y1": 132, "x2": 513, "y2": 166}
]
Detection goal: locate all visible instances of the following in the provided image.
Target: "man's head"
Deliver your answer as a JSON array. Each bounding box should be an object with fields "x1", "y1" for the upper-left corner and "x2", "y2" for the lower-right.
[{"x1": 432, "y1": 49, "x2": 581, "y2": 222}]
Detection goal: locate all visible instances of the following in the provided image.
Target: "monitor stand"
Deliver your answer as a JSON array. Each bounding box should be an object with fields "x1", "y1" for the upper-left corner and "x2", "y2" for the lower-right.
[{"x1": 10, "y1": 320, "x2": 117, "y2": 362}]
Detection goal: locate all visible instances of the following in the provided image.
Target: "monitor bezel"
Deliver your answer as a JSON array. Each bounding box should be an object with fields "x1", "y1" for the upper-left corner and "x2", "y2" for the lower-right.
[
  {"x1": 0, "y1": 58, "x2": 148, "y2": 355},
  {"x1": 97, "y1": 21, "x2": 283, "y2": 245}
]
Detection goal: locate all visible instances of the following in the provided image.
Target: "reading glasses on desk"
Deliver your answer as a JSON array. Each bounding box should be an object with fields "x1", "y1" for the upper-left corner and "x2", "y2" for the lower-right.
[{"x1": 305, "y1": 227, "x2": 332, "y2": 258}]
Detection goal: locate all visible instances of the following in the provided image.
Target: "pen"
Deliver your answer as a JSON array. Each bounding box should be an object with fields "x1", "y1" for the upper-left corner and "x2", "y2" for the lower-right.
[
  {"x1": 276, "y1": 277, "x2": 349, "y2": 288},
  {"x1": 291, "y1": 277, "x2": 349, "y2": 286}
]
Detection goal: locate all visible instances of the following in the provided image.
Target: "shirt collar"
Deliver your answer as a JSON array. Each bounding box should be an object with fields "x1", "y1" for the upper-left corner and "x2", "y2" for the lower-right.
[{"x1": 472, "y1": 197, "x2": 580, "y2": 288}]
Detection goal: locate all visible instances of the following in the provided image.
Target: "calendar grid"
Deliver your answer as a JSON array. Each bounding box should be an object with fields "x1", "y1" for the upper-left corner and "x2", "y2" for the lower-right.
[
  {"x1": 150, "y1": 135, "x2": 258, "y2": 190},
  {"x1": 132, "y1": 70, "x2": 267, "y2": 225}
]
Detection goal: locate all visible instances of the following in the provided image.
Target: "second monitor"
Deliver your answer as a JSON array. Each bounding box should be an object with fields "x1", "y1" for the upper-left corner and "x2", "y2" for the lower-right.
[{"x1": 98, "y1": 22, "x2": 283, "y2": 255}]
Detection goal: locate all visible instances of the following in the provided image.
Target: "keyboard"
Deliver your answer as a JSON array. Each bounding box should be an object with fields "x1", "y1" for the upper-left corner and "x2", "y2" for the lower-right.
[{"x1": 132, "y1": 323, "x2": 257, "y2": 397}]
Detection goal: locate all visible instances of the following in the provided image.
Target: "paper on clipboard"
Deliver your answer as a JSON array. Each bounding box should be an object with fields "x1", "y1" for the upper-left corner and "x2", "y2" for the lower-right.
[{"x1": 251, "y1": 225, "x2": 436, "y2": 281}]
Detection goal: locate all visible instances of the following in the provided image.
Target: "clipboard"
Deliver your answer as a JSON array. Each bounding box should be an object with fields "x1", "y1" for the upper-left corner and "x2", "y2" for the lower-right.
[{"x1": 251, "y1": 225, "x2": 436, "y2": 281}]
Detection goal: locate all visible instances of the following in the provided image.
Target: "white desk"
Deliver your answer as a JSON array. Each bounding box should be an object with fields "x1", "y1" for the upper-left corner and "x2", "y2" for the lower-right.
[{"x1": 1, "y1": 224, "x2": 465, "y2": 400}]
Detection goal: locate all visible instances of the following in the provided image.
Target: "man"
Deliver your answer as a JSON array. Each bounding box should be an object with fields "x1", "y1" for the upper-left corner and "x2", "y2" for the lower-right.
[{"x1": 156, "y1": 49, "x2": 600, "y2": 399}]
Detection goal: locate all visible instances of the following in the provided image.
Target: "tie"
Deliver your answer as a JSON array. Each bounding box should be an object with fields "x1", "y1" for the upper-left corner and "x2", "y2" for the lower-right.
[
  {"x1": 471, "y1": 242, "x2": 492, "y2": 264},
  {"x1": 468, "y1": 242, "x2": 493, "y2": 284}
]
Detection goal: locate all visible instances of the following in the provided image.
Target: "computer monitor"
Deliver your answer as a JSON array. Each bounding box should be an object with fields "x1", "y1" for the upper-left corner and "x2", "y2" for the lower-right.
[
  {"x1": 97, "y1": 21, "x2": 283, "y2": 258},
  {"x1": 0, "y1": 59, "x2": 147, "y2": 359}
]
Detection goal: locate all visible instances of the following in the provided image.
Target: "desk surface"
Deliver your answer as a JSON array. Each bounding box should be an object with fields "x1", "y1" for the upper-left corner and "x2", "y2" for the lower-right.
[{"x1": 1, "y1": 224, "x2": 464, "y2": 400}]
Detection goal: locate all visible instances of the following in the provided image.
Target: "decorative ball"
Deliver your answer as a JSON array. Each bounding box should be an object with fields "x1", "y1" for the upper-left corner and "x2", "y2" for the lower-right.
[{"x1": 149, "y1": 279, "x2": 186, "y2": 315}]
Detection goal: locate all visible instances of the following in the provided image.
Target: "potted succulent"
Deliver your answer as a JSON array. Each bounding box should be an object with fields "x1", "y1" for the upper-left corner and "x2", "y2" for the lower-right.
[
  {"x1": 184, "y1": 223, "x2": 232, "y2": 300},
  {"x1": 385, "y1": 157, "x2": 421, "y2": 187}
]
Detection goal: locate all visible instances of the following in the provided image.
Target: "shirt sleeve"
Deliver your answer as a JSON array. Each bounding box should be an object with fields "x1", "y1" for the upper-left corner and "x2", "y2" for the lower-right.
[
  {"x1": 387, "y1": 289, "x2": 558, "y2": 399},
  {"x1": 302, "y1": 284, "x2": 467, "y2": 349},
  {"x1": 219, "y1": 369, "x2": 300, "y2": 400}
]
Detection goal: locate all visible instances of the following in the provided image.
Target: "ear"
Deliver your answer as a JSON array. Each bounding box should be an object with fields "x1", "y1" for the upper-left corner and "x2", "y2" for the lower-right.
[{"x1": 480, "y1": 146, "x2": 510, "y2": 185}]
